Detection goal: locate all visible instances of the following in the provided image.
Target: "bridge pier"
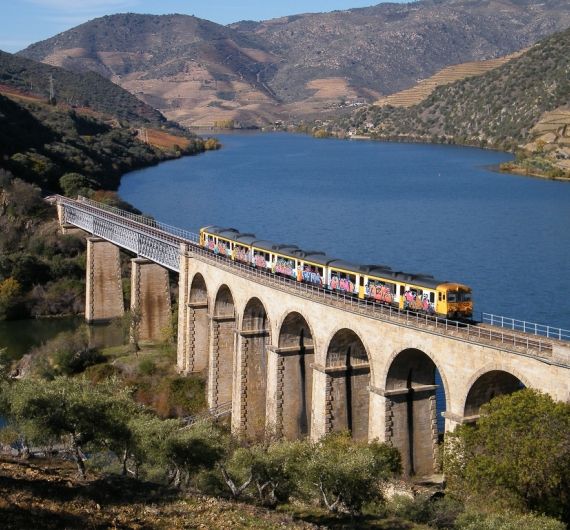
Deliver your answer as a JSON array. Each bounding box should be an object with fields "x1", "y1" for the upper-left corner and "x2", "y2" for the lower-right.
[
  {"x1": 130, "y1": 258, "x2": 171, "y2": 343},
  {"x1": 380, "y1": 386, "x2": 440, "y2": 476},
  {"x1": 85, "y1": 237, "x2": 124, "y2": 323},
  {"x1": 177, "y1": 244, "x2": 190, "y2": 372}
]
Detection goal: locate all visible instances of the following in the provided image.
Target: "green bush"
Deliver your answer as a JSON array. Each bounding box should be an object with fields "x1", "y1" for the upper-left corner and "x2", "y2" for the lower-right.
[
  {"x1": 301, "y1": 432, "x2": 401, "y2": 515},
  {"x1": 138, "y1": 358, "x2": 156, "y2": 376}
]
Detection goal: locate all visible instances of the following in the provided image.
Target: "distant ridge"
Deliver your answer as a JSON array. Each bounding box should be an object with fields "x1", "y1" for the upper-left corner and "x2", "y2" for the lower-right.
[
  {"x1": 375, "y1": 50, "x2": 527, "y2": 108},
  {"x1": 17, "y1": 1, "x2": 570, "y2": 126}
]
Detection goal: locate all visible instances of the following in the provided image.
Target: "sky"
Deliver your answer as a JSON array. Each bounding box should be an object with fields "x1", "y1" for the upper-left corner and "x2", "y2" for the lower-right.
[{"x1": 0, "y1": 0, "x2": 408, "y2": 53}]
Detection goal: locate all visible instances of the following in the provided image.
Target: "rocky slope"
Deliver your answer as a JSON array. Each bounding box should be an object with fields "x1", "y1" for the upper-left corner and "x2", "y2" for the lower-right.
[
  {"x1": 0, "y1": 50, "x2": 169, "y2": 127},
  {"x1": 17, "y1": 0, "x2": 570, "y2": 127}
]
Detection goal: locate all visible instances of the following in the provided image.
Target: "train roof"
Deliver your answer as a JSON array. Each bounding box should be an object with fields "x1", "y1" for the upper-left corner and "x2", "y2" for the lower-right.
[
  {"x1": 235, "y1": 234, "x2": 258, "y2": 245},
  {"x1": 360, "y1": 264, "x2": 393, "y2": 273},
  {"x1": 200, "y1": 225, "x2": 467, "y2": 289},
  {"x1": 274, "y1": 245, "x2": 300, "y2": 256},
  {"x1": 203, "y1": 226, "x2": 240, "y2": 237},
  {"x1": 251, "y1": 240, "x2": 279, "y2": 252},
  {"x1": 328, "y1": 259, "x2": 361, "y2": 272},
  {"x1": 294, "y1": 251, "x2": 330, "y2": 265}
]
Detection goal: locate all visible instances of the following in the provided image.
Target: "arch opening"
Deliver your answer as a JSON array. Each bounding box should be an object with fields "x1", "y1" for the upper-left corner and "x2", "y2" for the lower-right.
[
  {"x1": 278, "y1": 312, "x2": 314, "y2": 439},
  {"x1": 240, "y1": 297, "x2": 270, "y2": 439},
  {"x1": 326, "y1": 329, "x2": 370, "y2": 441},
  {"x1": 187, "y1": 274, "x2": 209, "y2": 372},
  {"x1": 385, "y1": 348, "x2": 444, "y2": 476},
  {"x1": 464, "y1": 370, "x2": 525, "y2": 419},
  {"x1": 210, "y1": 285, "x2": 236, "y2": 410}
]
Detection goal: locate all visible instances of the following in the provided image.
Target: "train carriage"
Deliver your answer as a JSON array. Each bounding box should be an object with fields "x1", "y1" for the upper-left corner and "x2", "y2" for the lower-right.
[
  {"x1": 199, "y1": 225, "x2": 473, "y2": 320},
  {"x1": 328, "y1": 259, "x2": 360, "y2": 295},
  {"x1": 293, "y1": 251, "x2": 327, "y2": 287}
]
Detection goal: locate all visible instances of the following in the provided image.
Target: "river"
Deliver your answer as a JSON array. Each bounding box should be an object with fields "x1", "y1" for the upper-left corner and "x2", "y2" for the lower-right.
[{"x1": 119, "y1": 132, "x2": 570, "y2": 330}]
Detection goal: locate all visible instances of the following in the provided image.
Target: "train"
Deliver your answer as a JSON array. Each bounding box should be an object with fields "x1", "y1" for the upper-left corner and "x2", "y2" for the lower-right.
[{"x1": 200, "y1": 226, "x2": 473, "y2": 320}]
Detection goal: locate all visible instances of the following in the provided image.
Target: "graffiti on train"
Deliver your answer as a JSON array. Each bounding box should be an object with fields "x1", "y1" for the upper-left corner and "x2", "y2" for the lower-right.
[
  {"x1": 275, "y1": 258, "x2": 296, "y2": 278},
  {"x1": 330, "y1": 274, "x2": 356, "y2": 293},
  {"x1": 404, "y1": 290, "x2": 435, "y2": 313},
  {"x1": 366, "y1": 281, "x2": 394, "y2": 303}
]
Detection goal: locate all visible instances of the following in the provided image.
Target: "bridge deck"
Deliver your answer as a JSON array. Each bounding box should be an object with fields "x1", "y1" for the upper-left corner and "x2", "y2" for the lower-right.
[{"x1": 56, "y1": 195, "x2": 568, "y2": 365}]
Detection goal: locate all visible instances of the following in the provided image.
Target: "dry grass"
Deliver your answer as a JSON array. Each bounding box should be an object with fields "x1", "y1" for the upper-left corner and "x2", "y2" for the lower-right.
[{"x1": 0, "y1": 456, "x2": 315, "y2": 529}]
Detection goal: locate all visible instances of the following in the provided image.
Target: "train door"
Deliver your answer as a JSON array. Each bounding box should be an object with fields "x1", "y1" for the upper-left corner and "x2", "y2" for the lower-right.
[{"x1": 398, "y1": 284, "x2": 405, "y2": 310}]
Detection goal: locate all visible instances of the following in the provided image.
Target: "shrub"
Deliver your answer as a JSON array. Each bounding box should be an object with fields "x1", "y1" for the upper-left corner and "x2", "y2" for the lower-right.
[
  {"x1": 445, "y1": 389, "x2": 570, "y2": 522},
  {"x1": 387, "y1": 493, "x2": 464, "y2": 528},
  {"x1": 138, "y1": 358, "x2": 156, "y2": 376},
  {"x1": 301, "y1": 432, "x2": 401, "y2": 515}
]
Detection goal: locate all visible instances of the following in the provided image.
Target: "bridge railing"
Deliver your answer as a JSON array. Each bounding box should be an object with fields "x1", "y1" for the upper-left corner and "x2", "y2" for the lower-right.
[
  {"x1": 74, "y1": 196, "x2": 199, "y2": 244},
  {"x1": 482, "y1": 313, "x2": 570, "y2": 341}
]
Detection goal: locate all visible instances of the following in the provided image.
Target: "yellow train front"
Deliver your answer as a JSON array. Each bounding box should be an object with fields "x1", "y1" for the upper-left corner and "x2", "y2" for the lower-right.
[{"x1": 199, "y1": 227, "x2": 473, "y2": 320}]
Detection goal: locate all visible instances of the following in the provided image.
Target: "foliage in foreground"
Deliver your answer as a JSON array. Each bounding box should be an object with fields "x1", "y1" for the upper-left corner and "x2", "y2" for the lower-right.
[
  {"x1": 455, "y1": 510, "x2": 566, "y2": 530},
  {"x1": 444, "y1": 389, "x2": 570, "y2": 523}
]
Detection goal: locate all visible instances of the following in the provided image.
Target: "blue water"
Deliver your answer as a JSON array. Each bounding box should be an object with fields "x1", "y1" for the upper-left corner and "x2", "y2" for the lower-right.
[{"x1": 120, "y1": 132, "x2": 570, "y2": 330}]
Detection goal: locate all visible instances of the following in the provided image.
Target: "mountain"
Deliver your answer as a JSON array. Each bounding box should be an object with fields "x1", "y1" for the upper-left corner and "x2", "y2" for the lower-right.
[
  {"x1": 0, "y1": 50, "x2": 171, "y2": 127},
  {"x1": 17, "y1": 1, "x2": 570, "y2": 127}
]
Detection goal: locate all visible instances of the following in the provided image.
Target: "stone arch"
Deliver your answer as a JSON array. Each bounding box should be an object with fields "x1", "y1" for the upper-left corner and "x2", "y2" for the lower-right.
[
  {"x1": 208, "y1": 284, "x2": 236, "y2": 410},
  {"x1": 325, "y1": 328, "x2": 371, "y2": 441},
  {"x1": 380, "y1": 346, "x2": 450, "y2": 413},
  {"x1": 276, "y1": 311, "x2": 315, "y2": 439},
  {"x1": 463, "y1": 368, "x2": 527, "y2": 419},
  {"x1": 186, "y1": 273, "x2": 209, "y2": 372},
  {"x1": 384, "y1": 348, "x2": 445, "y2": 476},
  {"x1": 238, "y1": 297, "x2": 271, "y2": 439}
]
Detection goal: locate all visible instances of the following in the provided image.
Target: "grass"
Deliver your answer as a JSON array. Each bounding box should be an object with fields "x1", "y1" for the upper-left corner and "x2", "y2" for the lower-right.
[{"x1": 279, "y1": 503, "x2": 430, "y2": 529}]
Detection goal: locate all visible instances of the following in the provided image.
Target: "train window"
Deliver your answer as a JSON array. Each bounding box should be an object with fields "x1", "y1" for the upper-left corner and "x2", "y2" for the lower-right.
[
  {"x1": 399, "y1": 285, "x2": 405, "y2": 296},
  {"x1": 448, "y1": 292, "x2": 457, "y2": 302},
  {"x1": 430, "y1": 292, "x2": 435, "y2": 303},
  {"x1": 438, "y1": 292, "x2": 442, "y2": 302}
]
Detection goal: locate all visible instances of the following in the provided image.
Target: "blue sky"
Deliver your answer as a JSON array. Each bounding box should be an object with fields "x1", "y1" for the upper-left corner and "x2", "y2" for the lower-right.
[{"x1": 1, "y1": 1, "x2": 407, "y2": 53}]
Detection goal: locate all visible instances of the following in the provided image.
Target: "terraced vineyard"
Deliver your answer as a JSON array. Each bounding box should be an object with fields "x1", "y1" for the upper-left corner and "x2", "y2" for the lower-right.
[{"x1": 375, "y1": 50, "x2": 526, "y2": 108}]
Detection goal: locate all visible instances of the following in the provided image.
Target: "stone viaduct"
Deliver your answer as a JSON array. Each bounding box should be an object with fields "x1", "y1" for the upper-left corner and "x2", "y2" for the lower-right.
[{"x1": 56, "y1": 196, "x2": 570, "y2": 476}]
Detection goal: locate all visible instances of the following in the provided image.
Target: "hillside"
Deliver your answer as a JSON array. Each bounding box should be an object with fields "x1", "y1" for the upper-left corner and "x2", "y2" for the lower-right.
[
  {"x1": 375, "y1": 50, "x2": 526, "y2": 108},
  {"x1": 334, "y1": 27, "x2": 570, "y2": 178},
  {"x1": 0, "y1": 92, "x2": 204, "y2": 191},
  {"x1": 17, "y1": 0, "x2": 570, "y2": 127},
  {"x1": 0, "y1": 50, "x2": 169, "y2": 127}
]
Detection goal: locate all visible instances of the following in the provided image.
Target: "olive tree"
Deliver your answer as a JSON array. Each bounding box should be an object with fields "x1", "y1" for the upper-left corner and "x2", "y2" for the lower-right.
[
  {"x1": 5, "y1": 376, "x2": 134, "y2": 478},
  {"x1": 445, "y1": 389, "x2": 570, "y2": 523},
  {"x1": 222, "y1": 439, "x2": 310, "y2": 505},
  {"x1": 302, "y1": 431, "x2": 401, "y2": 515}
]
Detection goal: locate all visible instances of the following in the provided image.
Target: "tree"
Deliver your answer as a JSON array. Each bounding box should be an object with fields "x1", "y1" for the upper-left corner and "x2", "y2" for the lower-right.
[
  {"x1": 165, "y1": 420, "x2": 229, "y2": 488},
  {"x1": 59, "y1": 172, "x2": 97, "y2": 197},
  {"x1": 445, "y1": 389, "x2": 570, "y2": 523},
  {"x1": 5, "y1": 376, "x2": 134, "y2": 478},
  {"x1": 302, "y1": 432, "x2": 401, "y2": 515},
  {"x1": 222, "y1": 439, "x2": 310, "y2": 506},
  {"x1": 0, "y1": 277, "x2": 21, "y2": 319}
]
